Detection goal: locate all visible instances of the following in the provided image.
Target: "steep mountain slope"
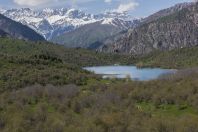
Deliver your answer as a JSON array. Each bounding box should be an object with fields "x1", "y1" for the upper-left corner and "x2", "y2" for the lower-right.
[
  {"x1": 100, "y1": 2, "x2": 198, "y2": 55},
  {"x1": 52, "y1": 18, "x2": 139, "y2": 49},
  {"x1": 0, "y1": 14, "x2": 44, "y2": 41},
  {"x1": 0, "y1": 8, "x2": 137, "y2": 40}
]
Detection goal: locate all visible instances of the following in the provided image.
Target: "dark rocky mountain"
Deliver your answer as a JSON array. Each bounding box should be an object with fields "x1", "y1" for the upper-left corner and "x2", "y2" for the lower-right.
[
  {"x1": 0, "y1": 29, "x2": 9, "y2": 37},
  {"x1": 100, "y1": 2, "x2": 198, "y2": 55},
  {"x1": 52, "y1": 18, "x2": 140, "y2": 49},
  {"x1": 0, "y1": 14, "x2": 44, "y2": 41}
]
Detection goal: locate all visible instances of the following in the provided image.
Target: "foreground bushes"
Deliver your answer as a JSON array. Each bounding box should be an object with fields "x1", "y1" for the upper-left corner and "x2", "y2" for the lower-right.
[{"x1": 1, "y1": 70, "x2": 198, "y2": 132}]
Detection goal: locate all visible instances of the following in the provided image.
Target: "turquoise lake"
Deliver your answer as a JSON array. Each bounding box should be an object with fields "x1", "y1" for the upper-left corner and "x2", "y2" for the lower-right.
[{"x1": 84, "y1": 66, "x2": 176, "y2": 81}]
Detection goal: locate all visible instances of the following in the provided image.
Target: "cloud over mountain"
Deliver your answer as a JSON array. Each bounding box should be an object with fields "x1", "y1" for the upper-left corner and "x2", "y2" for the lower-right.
[
  {"x1": 13, "y1": 0, "x2": 57, "y2": 6},
  {"x1": 104, "y1": 0, "x2": 112, "y2": 3},
  {"x1": 13, "y1": 0, "x2": 100, "y2": 7},
  {"x1": 115, "y1": 2, "x2": 139, "y2": 13}
]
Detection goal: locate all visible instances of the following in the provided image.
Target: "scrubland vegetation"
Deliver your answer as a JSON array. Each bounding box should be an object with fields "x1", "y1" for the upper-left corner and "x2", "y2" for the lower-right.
[{"x1": 1, "y1": 38, "x2": 198, "y2": 132}]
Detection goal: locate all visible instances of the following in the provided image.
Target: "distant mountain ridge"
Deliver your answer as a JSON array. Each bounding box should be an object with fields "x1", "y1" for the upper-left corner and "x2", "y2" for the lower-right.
[
  {"x1": 52, "y1": 18, "x2": 140, "y2": 49},
  {"x1": 0, "y1": 14, "x2": 44, "y2": 41},
  {"x1": 100, "y1": 2, "x2": 198, "y2": 55},
  {"x1": 0, "y1": 8, "x2": 138, "y2": 40}
]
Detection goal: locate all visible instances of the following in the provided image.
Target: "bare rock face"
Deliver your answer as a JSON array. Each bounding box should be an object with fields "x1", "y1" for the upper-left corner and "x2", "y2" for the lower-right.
[{"x1": 100, "y1": 2, "x2": 198, "y2": 55}]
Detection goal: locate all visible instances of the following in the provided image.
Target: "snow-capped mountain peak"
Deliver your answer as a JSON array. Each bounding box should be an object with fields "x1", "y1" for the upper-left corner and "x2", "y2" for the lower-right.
[
  {"x1": 43, "y1": 8, "x2": 54, "y2": 13},
  {"x1": 1, "y1": 8, "x2": 139, "y2": 40},
  {"x1": 101, "y1": 18, "x2": 115, "y2": 25}
]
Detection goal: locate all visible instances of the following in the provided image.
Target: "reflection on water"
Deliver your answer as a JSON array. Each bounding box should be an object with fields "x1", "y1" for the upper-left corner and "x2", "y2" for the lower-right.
[{"x1": 84, "y1": 66, "x2": 176, "y2": 81}]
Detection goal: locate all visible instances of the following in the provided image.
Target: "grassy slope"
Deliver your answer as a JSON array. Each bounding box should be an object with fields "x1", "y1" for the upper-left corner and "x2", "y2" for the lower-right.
[{"x1": 1, "y1": 38, "x2": 198, "y2": 131}]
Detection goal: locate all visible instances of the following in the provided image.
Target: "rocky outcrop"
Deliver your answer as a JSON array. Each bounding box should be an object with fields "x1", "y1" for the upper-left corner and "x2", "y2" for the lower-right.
[{"x1": 100, "y1": 2, "x2": 198, "y2": 55}]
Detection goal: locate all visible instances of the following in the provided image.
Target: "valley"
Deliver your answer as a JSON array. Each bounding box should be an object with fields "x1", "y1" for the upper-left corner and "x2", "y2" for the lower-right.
[
  {"x1": 0, "y1": 1, "x2": 198, "y2": 132},
  {"x1": 0, "y1": 36, "x2": 198, "y2": 131}
]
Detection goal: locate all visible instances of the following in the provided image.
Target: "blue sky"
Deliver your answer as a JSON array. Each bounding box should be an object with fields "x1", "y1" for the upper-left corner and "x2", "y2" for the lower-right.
[{"x1": 0, "y1": 0, "x2": 194, "y2": 17}]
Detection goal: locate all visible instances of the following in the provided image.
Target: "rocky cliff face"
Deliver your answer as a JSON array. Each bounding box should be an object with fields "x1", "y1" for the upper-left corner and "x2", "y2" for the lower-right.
[{"x1": 100, "y1": 2, "x2": 198, "y2": 55}]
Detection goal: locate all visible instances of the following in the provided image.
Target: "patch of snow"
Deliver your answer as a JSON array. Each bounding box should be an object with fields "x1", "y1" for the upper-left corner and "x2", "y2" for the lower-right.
[
  {"x1": 47, "y1": 15, "x2": 66, "y2": 24},
  {"x1": 24, "y1": 17, "x2": 43, "y2": 23},
  {"x1": 101, "y1": 18, "x2": 117, "y2": 26}
]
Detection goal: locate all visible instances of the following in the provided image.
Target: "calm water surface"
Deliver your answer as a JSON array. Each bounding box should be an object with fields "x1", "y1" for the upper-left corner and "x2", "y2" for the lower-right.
[{"x1": 84, "y1": 66, "x2": 176, "y2": 81}]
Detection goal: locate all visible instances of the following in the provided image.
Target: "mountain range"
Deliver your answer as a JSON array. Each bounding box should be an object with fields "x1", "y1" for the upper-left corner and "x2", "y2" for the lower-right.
[
  {"x1": 0, "y1": 8, "x2": 138, "y2": 40},
  {"x1": 51, "y1": 18, "x2": 140, "y2": 49}
]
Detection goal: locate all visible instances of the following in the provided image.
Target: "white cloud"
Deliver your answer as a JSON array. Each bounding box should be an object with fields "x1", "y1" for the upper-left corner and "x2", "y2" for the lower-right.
[
  {"x1": 114, "y1": 1, "x2": 139, "y2": 13},
  {"x1": 13, "y1": 0, "x2": 57, "y2": 6},
  {"x1": 13, "y1": 0, "x2": 99, "y2": 7},
  {"x1": 12, "y1": 0, "x2": 139, "y2": 12},
  {"x1": 104, "y1": 0, "x2": 112, "y2": 3}
]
